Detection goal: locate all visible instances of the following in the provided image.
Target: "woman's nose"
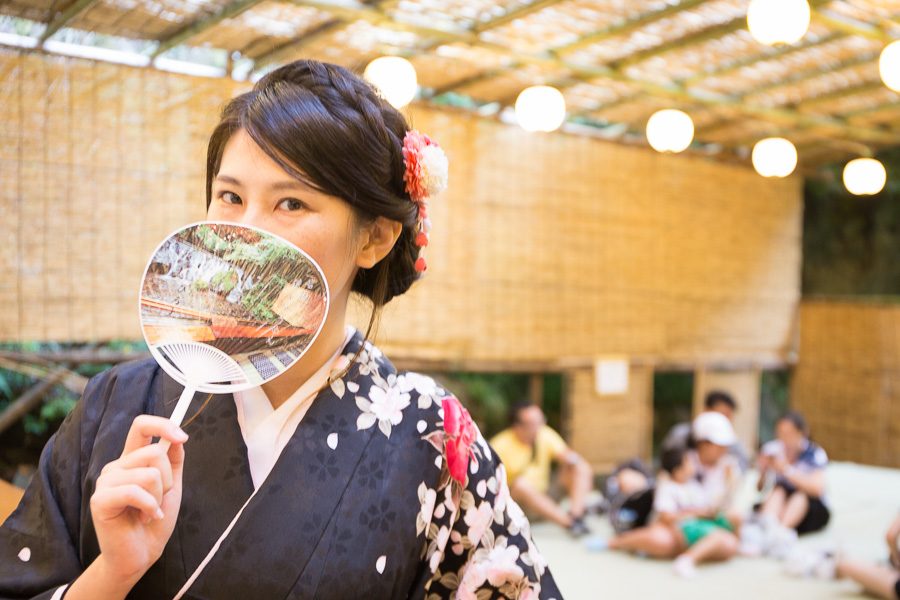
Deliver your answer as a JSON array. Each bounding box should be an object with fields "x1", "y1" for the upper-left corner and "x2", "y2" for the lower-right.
[{"x1": 232, "y1": 204, "x2": 270, "y2": 230}]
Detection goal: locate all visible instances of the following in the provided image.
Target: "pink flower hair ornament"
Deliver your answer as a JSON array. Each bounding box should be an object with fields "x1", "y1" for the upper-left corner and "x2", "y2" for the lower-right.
[{"x1": 402, "y1": 130, "x2": 448, "y2": 273}]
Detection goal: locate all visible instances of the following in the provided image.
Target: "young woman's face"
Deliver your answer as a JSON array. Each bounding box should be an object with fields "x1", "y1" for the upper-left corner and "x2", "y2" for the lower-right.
[
  {"x1": 206, "y1": 129, "x2": 362, "y2": 301},
  {"x1": 776, "y1": 420, "x2": 804, "y2": 452}
]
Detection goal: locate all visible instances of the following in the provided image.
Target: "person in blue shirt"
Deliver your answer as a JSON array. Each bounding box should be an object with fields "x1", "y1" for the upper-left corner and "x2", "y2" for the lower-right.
[{"x1": 757, "y1": 411, "x2": 830, "y2": 535}]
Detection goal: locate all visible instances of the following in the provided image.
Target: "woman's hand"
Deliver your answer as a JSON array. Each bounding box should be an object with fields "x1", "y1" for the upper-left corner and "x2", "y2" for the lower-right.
[{"x1": 89, "y1": 415, "x2": 188, "y2": 584}]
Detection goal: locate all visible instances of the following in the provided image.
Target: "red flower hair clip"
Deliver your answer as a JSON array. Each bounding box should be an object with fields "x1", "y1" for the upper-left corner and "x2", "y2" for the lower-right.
[{"x1": 402, "y1": 130, "x2": 448, "y2": 273}]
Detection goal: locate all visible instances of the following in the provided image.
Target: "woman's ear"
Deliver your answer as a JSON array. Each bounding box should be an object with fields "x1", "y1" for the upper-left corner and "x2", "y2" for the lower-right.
[{"x1": 356, "y1": 217, "x2": 403, "y2": 269}]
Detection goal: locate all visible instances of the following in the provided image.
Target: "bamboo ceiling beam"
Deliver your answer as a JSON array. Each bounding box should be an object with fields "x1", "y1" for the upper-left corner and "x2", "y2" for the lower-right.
[
  {"x1": 151, "y1": 0, "x2": 266, "y2": 59},
  {"x1": 693, "y1": 53, "x2": 883, "y2": 138},
  {"x1": 285, "y1": 0, "x2": 899, "y2": 145},
  {"x1": 610, "y1": 0, "x2": 835, "y2": 70},
  {"x1": 252, "y1": 19, "x2": 347, "y2": 68},
  {"x1": 610, "y1": 18, "x2": 748, "y2": 70},
  {"x1": 739, "y1": 52, "x2": 880, "y2": 99},
  {"x1": 679, "y1": 32, "x2": 845, "y2": 86},
  {"x1": 426, "y1": 63, "x2": 522, "y2": 97},
  {"x1": 844, "y1": 99, "x2": 900, "y2": 122},
  {"x1": 796, "y1": 80, "x2": 887, "y2": 109},
  {"x1": 471, "y1": 0, "x2": 570, "y2": 34},
  {"x1": 431, "y1": 0, "x2": 713, "y2": 96},
  {"x1": 811, "y1": 9, "x2": 897, "y2": 43},
  {"x1": 578, "y1": 93, "x2": 644, "y2": 117},
  {"x1": 552, "y1": 0, "x2": 713, "y2": 56},
  {"x1": 39, "y1": 0, "x2": 99, "y2": 46}
]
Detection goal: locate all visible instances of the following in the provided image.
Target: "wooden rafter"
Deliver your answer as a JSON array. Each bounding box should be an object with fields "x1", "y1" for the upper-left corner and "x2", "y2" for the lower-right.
[
  {"x1": 611, "y1": 18, "x2": 748, "y2": 70},
  {"x1": 739, "y1": 52, "x2": 881, "y2": 99},
  {"x1": 427, "y1": 0, "x2": 714, "y2": 97},
  {"x1": 679, "y1": 32, "x2": 846, "y2": 85},
  {"x1": 426, "y1": 63, "x2": 521, "y2": 97},
  {"x1": 811, "y1": 9, "x2": 897, "y2": 43},
  {"x1": 843, "y1": 99, "x2": 900, "y2": 122},
  {"x1": 39, "y1": 0, "x2": 99, "y2": 46},
  {"x1": 553, "y1": 0, "x2": 714, "y2": 56},
  {"x1": 610, "y1": 0, "x2": 835, "y2": 70},
  {"x1": 579, "y1": 93, "x2": 643, "y2": 117},
  {"x1": 250, "y1": 19, "x2": 347, "y2": 67},
  {"x1": 151, "y1": 0, "x2": 267, "y2": 59},
  {"x1": 283, "y1": 0, "x2": 899, "y2": 146},
  {"x1": 797, "y1": 80, "x2": 887, "y2": 109},
  {"x1": 471, "y1": 0, "x2": 570, "y2": 34}
]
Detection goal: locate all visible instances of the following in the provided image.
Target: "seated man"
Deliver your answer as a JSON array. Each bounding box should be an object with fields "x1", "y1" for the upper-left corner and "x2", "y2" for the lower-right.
[{"x1": 490, "y1": 400, "x2": 594, "y2": 537}]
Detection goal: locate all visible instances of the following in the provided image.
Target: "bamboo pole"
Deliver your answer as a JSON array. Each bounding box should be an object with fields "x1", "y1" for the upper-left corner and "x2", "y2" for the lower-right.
[
  {"x1": 39, "y1": 0, "x2": 100, "y2": 46},
  {"x1": 151, "y1": 0, "x2": 267, "y2": 59}
]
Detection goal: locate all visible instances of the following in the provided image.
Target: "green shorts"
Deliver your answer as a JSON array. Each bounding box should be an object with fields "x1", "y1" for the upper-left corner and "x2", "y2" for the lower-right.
[{"x1": 679, "y1": 515, "x2": 733, "y2": 546}]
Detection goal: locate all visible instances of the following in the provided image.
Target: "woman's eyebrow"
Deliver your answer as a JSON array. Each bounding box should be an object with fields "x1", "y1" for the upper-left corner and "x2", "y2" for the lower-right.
[{"x1": 216, "y1": 174, "x2": 307, "y2": 192}]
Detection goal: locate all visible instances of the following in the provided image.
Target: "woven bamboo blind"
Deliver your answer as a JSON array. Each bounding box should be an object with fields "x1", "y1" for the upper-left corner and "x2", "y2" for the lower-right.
[
  {"x1": 791, "y1": 300, "x2": 900, "y2": 468},
  {"x1": 1, "y1": 49, "x2": 803, "y2": 369}
]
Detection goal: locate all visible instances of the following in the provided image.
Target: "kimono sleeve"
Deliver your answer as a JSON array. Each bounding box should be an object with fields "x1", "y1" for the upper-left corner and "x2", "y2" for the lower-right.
[
  {"x1": 418, "y1": 398, "x2": 563, "y2": 600},
  {"x1": 0, "y1": 372, "x2": 111, "y2": 600}
]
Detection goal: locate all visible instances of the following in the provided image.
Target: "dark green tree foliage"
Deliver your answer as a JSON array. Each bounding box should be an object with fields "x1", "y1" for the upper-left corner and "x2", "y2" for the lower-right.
[{"x1": 803, "y1": 147, "x2": 900, "y2": 297}]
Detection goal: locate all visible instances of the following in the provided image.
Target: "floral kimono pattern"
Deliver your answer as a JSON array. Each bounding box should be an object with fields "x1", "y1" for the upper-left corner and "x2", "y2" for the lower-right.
[{"x1": 0, "y1": 329, "x2": 562, "y2": 599}]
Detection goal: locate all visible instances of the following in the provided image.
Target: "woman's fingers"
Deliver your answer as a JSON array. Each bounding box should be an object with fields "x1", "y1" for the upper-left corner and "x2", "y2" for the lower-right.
[
  {"x1": 122, "y1": 415, "x2": 188, "y2": 454},
  {"x1": 96, "y1": 467, "x2": 164, "y2": 507},
  {"x1": 91, "y1": 483, "x2": 164, "y2": 523},
  {"x1": 105, "y1": 444, "x2": 175, "y2": 491}
]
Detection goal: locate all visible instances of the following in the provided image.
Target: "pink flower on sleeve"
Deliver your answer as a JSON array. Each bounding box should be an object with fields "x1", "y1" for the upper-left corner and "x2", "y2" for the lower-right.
[{"x1": 442, "y1": 396, "x2": 477, "y2": 486}]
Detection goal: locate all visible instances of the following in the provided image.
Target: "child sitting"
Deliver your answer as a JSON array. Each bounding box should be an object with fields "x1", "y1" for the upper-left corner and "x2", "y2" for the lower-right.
[{"x1": 654, "y1": 446, "x2": 741, "y2": 577}]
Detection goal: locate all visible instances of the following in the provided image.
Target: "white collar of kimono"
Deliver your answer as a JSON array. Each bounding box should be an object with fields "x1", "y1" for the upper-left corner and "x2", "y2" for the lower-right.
[
  {"x1": 234, "y1": 325, "x2": 356, "y2": 491},
  {"x1": 174, "y1": 325, "x2": 356, "y2": 600}
]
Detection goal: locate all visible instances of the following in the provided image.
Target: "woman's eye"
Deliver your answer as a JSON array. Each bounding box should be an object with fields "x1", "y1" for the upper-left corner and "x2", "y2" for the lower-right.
[
  {"x1": 277, "y1": 198, "x2": 306, "y2": 211},
  {"x1": 219, "y1": 191, "x2": 242, "y2": 205}
]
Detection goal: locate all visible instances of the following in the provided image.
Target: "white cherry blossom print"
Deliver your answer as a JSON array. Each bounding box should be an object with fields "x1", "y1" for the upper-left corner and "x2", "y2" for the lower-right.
[
  {"x1": 417, "y1": 482, "x2": 438, "y2": 537},
  {"x1": 355, "y1": 385, "x2": 411, "y2": 438}
]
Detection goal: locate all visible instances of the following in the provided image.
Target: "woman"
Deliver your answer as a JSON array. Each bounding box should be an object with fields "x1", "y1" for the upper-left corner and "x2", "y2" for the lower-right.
[
  {"x1": 0, "y1": 61, "x2": 559, "y2": 599},
  {"x1": 757, "y1": 411, "x2": 830, "y2": 536}
]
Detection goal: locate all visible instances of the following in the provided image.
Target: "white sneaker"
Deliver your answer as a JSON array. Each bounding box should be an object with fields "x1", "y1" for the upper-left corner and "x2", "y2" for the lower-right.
[
  {"x1": 784, "y1": 549, "x2": 817, "y2": 577},
  {"x1": 784, "y1": 548, "x2": 837, "y2": 579},
  {"x1": 766, "y1": 524, "x2": 799, "y2": 560},
  {"x1": 673, "y1": 555, "x2": 698, "y2": 579},
  {"x1": 811, "y1": 550, "x2": 838, "y2": 580},
  {"x1": 739, "y1": 522, "x2": 766, "y2": 557}
]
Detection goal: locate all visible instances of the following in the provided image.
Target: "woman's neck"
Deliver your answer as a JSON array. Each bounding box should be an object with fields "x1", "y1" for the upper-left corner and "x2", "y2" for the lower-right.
[{"x1": 261, "y1": 296, "x2": 349, "y2": 410}]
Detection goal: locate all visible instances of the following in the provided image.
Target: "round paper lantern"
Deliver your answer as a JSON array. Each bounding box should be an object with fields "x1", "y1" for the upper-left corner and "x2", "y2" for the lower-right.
[
  {"x1": 646, "y1": 109, "x2": 694, "y2": 153},
  {"x1": 363, "y1": 56, "x2": 418, "y2": 108},
  {"x1": 747, "y1": 0, "x2": 810, "y2": 45},
  {"x1": 752, "y1": 138, "x2": 798, "y2": 178},
  {"x1": 879, "y1": 41, "x2": 900, "y2": 92},
  {"x1": 843, "y1": 158, "x2": 887, "y2": 196},
  {"x1": 514, "y1": 85, "x2": 566, "y2": 132}
]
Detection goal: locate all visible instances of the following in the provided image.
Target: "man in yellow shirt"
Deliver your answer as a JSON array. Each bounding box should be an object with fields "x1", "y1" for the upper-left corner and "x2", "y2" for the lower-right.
[{"x1": 490, "y1": 401, "x2": 594, "y2": 536}]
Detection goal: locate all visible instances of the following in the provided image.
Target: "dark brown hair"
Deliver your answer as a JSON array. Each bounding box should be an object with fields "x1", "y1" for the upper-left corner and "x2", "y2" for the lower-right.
[
  {"x1": 184, "y1": 60, "x2": 424, "y2": 424},
  {"x1": 205, "y1": 59, "x2": 422, "y2": 309}
]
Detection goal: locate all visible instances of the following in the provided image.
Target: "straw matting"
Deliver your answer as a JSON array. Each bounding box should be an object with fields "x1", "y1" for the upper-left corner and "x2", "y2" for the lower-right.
[
  {"x1": 0, "y1": 50, "x2": 803, "y2": 372},
  {"x1": 791, "y1": 300, "x2": 900, "y2": 469}
]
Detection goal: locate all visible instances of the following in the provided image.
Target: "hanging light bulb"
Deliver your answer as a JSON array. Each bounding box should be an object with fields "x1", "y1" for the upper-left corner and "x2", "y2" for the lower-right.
[
  {"x1": 646, "y1": 109, "x2": 694, "y2": 153},
  {"x1": 363, "y1": 56, "x2": 418, "y2": 109},
  {"x1": 514, "y1": 85, "x2": 566, "y2": 132},
  {"x1": 843, "y1": 158, "x2": 887, "y2": 196},
  {"x1": 879, "y1": 41, "x2": 900, "y2": 92},
  {"x1": 752, "y1": 138, "x2": 798, "y2": 178},
  {"x1": 747, "y1": 0, "x2": 810, "y2": 45}
]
